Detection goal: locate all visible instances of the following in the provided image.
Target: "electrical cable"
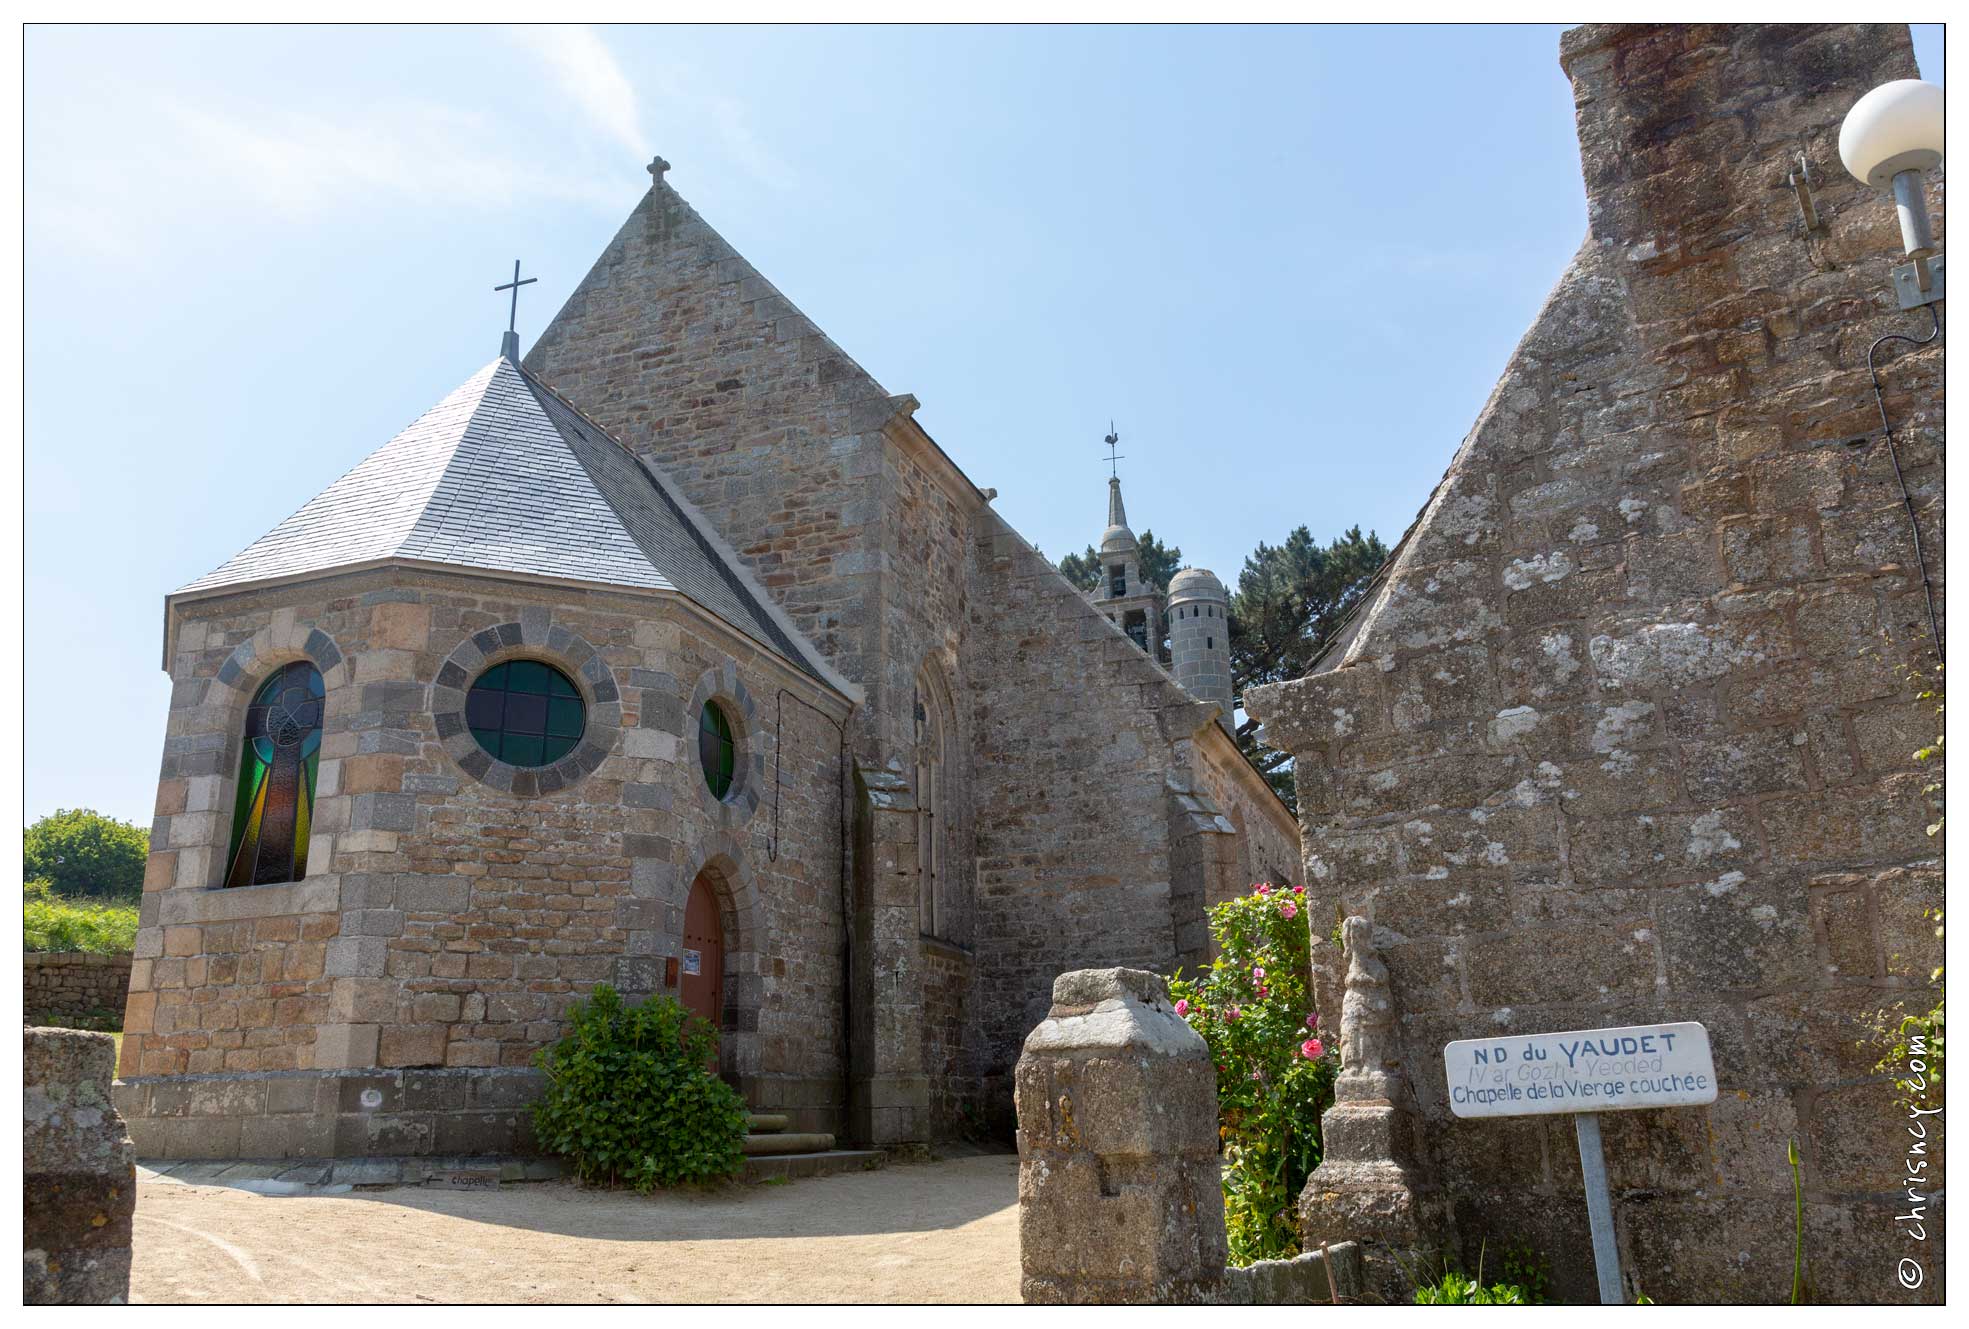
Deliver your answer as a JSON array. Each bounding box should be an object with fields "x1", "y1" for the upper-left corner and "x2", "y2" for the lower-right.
[{"x1": 1863, "y1": 300, "x2": 1944, "y2": 664}]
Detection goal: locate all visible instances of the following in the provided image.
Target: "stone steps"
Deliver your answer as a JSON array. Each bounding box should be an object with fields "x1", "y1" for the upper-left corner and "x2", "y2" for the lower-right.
[
  {"x1": 740, "y1": 1131, "x2": 836, "y2": 1156},
  {"x1": 740, "y1": 1149, "x2": 886, "y2": 1184},
  {"x1": 738, "y1": 1108, "x2": 883, "y2": 1182}
]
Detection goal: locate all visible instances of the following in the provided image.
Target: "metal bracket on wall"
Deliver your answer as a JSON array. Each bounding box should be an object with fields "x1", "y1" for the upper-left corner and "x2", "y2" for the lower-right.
[
  {"x1": 1787, "y1": 153, "x2": 1823, "y2": 233},
  {"x1": 1891, "y1": 254, "x2": 1946, "y2": 310}
]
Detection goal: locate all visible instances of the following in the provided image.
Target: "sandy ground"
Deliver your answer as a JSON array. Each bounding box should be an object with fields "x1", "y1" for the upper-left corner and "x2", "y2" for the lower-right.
[{"x1": 132, "y1": 1152, "x2": 1021, "y2": 1304}]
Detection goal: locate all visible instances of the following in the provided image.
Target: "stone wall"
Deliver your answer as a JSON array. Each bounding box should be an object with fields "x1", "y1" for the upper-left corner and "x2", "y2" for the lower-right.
[
  {"x1": 966, "y1": 515, "x2": 1243, "y2": 1126},
  {"x1": 526, "y1": 179, "x2": 988, "y2": 1145},
  {"x1": 1246, "y1": 23, "x2": 1943, "y2": 1305},
  {"x1": 1190, "y1": 730, "x2": 1302, "y2": 894},
  {"x1": 525, "y1": 173, "x2": 1300, "y2": 1144},
  {"x1": 124, "y1": 562, "x2": 853, "y2": 1155},
  {"x1": 25, "y1": 1028, "x2": 135, "y2": 1304},
  {"x1": 24, "y1": 951, "x2": 133, "y2": 1022}
]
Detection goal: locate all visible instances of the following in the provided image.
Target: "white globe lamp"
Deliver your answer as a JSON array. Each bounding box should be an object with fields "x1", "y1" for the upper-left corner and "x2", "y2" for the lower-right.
[{"x1": 1839, "y1": 78, "x2": 1944, "y2": 263}]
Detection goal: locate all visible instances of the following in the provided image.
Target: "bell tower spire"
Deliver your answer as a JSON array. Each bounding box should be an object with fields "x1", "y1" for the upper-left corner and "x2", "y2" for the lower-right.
[{"x1": 1090, "y1": 422, "x2": 1159, "y2": 658}]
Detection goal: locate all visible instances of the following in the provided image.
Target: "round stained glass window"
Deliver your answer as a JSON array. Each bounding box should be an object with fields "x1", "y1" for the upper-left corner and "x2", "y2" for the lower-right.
[
  {"x1": 466, "y1": 660, "x2": 585, "y2": 768},
  {"x1": 699, "y1": 701, "x2": 736, "y2": 800}
]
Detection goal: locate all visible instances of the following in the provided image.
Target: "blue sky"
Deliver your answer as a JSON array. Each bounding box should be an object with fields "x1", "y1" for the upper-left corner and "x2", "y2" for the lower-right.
[{"x1": 24, "y1": 23, "x2": 1943, "y2": 826}]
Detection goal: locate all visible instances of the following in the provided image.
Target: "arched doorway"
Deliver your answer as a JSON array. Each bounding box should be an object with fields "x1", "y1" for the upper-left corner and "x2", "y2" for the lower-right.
[{"x1": 681, "y1": 870, "x2": 726, "y2": 1032}]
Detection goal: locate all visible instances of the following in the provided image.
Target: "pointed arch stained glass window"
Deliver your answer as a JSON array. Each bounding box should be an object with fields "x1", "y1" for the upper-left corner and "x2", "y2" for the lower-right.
[{"x1": 225, "y1": 661, "x2": 325, "y2": 888}]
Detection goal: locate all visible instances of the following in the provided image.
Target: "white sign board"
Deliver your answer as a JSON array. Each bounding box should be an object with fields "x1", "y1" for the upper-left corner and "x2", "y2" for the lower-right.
[{"x1": 1443, "y1": 1021, "x2": 1718, "y2": 1119}]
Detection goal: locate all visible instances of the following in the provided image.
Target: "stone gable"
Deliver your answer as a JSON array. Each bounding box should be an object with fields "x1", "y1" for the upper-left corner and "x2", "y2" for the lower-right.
[{"x1": 1247, "y1": 22, "x2": 1942, "y2": 1304}]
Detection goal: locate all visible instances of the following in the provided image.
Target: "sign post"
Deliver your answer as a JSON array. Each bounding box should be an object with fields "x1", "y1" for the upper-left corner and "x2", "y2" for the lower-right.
[
  {"x1": 1572, "y1": 1113, "x2": 1621, "y2": 1305},
  {"x1": 1443, "y1": 1021, "x2": 1718, "y2": 1305}
]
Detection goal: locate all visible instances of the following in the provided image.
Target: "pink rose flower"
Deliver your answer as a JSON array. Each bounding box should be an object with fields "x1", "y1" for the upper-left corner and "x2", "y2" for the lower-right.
[
  {"x1": 1255, "y1": 883, "x2": 1272, "y2": 897},
  {"x1": 1306, "y1": 1012, "x2": 1320, "y2": 1028},
  {"x1": 1279, "y1": 901, "x2": 1299, "y2": 919},
  {"x1": 1256, "y1": 985, "x2": 1270, "y2": 999},
  {"x1": 1251, "y1": 966, "x2": 1266, "y2": 980},
  {"x1": 1175, "y1": 998, "x2": 1190, "y2": 1017},
  {"x1": 1293, "y1": 885, "x2": 1304, "y2": 895},
  {"x1": 1225, "y1": 1005, "x2": 1241, "y2": 1022},
  {"x1": 1301, "y1": 1038, "x2": 1325, "y2": 1059}
]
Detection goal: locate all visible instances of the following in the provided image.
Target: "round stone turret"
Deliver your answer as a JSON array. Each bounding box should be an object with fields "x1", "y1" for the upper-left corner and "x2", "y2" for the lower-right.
[{"x1": 1168, "y1": 567, "x2": 1232, "y2": 733}]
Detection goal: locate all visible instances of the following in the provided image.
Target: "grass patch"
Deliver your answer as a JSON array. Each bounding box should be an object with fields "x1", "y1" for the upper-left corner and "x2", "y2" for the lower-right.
[{"x1": 24, "y1": 881, "x2": 138, "y2": 954}]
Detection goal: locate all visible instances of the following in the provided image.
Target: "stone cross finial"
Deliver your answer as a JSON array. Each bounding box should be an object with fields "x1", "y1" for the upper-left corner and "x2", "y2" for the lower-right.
[{"x1": 647, "y1": 155, "x2": 671, "y2": 187}]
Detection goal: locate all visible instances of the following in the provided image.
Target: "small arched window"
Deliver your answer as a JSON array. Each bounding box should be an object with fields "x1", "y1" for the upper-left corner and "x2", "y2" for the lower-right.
[
  {"x1": 914, "y1": 662, "x2": 955, "y2": 940},
  {"x1": 225, "y1": 661, "x2": 324, "y2": 888}
]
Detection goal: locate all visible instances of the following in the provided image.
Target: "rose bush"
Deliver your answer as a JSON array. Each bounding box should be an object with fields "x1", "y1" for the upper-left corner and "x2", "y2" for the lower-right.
[{"x1": 1169, "y1": 882, "x2": 1337, "y2": 1264}]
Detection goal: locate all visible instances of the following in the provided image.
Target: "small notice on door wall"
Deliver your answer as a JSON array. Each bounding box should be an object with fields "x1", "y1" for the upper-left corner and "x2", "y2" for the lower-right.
[{"x1": 683, "y1": 949, "x2": 702, "y2": 976}]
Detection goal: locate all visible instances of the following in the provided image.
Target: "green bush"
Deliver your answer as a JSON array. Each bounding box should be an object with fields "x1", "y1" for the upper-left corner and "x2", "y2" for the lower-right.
[
  {"x1": 530, "y1": 985, "x2": 748, "y2": 1191},
  {"x1": 24, "y1": 879, "x2": 140, "y2": 954},
  {"x1": 1413, "y1": 1271, "x2": 1532, "y2": 1305},
  {"x1": 1169, "y1": 883, "x2": 1338, "y2": 1265},
  {"x1": 1411, "y1": 1244, "x2": 1548, "y2": 1304},
  {"x1": 24, "y1": 808, "x2": 150, "y2": 902}
]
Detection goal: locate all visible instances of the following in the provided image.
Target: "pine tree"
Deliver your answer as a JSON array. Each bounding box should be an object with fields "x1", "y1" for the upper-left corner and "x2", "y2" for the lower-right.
[{"x1": 1227, "y1": 526, "x2": 1387, "y2": 809}]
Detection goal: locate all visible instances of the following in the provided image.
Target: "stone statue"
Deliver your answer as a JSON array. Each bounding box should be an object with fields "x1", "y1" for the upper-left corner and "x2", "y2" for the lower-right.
[
  {"x1": 1298, "y1": 916, "x2": 1452, "y2": 1302},
  {"x1": 1337, "y1": 915, "x2": 1401, "y2": 1100}
]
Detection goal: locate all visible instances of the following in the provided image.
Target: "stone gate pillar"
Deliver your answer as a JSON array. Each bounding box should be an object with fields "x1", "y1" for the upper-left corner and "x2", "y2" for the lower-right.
[
  {"x1": 24, "y1": 1028, "x2": 136, "y2": 1304},
  {"x1": 1013, "y1": 967, "x2": 1227, "y2": 1304}
]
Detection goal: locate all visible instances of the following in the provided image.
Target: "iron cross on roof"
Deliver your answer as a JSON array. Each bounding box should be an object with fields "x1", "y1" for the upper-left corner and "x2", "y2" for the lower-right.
[
  {"x1": 1103, "y1": 422, "x2": 1125, "y2": 478},
  {"x1": 495, "y1": 260, "x2": 538, "y2": 334}
]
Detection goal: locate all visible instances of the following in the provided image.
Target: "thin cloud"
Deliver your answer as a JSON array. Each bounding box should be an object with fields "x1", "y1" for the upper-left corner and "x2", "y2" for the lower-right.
[
  {"x1": 27, "y1": 93, "x2": 625, "y2": 260},
  {"x1": 506, "y1": 25, "x2": 648, "y2": 162},
  {"x1": 507, "y1": 25, "x2": 793, "y2": 192},
  {"x1": 645, "y1": 62, "x2": 798, "y2": 193}
]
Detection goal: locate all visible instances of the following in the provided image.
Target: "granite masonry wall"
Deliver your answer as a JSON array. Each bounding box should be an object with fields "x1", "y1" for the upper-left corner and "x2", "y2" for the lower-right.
[
  {"x1": 525, "y1": 179, "x2": 984, "y2": 1143},
  {"x1": 25, "y1": 952, "x2": 133, "y2": 1022},
  {"x1": 1190, "y1": 733, "x2": 1303, "y2": 895},
  {"x1": 524, "y1": 173, "x2": 1299, "y2": 1144},
  {"x1": 1246, "y1": 23, "x2": 1943, "y2": 1305},
  {"x1": 965, "y1": 513, "x2": 1279, "y2": 1128},
  {"x1": 121, "y1": 563, "x2": 851, "y2": 1157}
]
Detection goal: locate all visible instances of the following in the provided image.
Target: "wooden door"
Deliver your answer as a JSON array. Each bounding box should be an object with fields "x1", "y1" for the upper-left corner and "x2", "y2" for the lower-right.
[{"x1": 681, "y1": 872, "x2": 725, "y2": 1031}]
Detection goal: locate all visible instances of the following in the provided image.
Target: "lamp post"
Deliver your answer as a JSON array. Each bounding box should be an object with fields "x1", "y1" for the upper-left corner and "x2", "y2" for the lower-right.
[{"x1": 1839, "y1": 78, "x2": 1946, "y2": 308}]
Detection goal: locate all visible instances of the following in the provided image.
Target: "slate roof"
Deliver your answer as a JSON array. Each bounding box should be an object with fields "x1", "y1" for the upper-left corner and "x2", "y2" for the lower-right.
[{"x1": 177, "y1": 354, "x2": 827, "y2": 680}]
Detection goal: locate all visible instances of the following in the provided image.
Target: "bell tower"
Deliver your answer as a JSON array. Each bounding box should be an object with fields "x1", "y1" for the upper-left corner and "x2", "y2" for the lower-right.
[{"x1": 1092, "y1": 471, "x2": 1163, "y2": 659}]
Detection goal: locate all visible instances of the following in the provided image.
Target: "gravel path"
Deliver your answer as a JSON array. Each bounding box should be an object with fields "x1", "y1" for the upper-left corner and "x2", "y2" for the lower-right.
[{"x1": 132, "y1": 1152, "x2": 1020, "y2": 1304}]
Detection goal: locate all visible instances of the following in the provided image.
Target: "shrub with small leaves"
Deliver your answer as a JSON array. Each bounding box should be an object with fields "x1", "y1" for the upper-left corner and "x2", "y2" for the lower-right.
[{"x1": 530, "y1": 985, "x2": 748, "y2": 1191}]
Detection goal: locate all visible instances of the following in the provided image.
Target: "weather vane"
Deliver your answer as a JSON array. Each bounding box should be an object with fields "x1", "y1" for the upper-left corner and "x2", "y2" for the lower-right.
[
  {"x1": 1103, "y1": 421, "x2": 1125, "y2": 478},
  {"x1": 495, "y1": 260, "x2": 538, "y2": 335}
]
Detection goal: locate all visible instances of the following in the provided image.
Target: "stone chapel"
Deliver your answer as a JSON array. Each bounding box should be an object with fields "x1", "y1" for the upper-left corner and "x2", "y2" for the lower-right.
[{"x1": 117, "y1": 163, "x2": 1298, "y2": 1159}]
